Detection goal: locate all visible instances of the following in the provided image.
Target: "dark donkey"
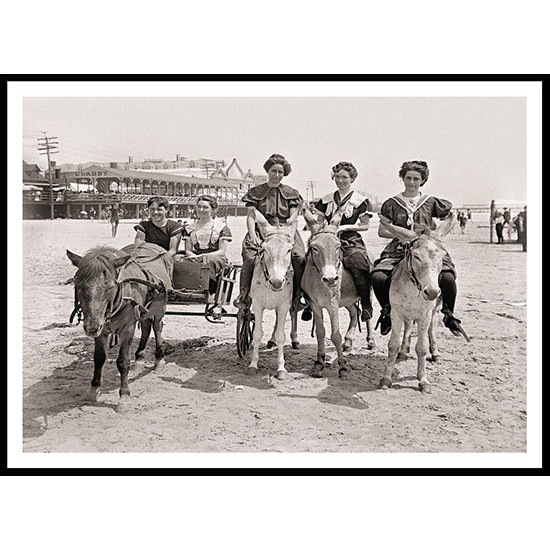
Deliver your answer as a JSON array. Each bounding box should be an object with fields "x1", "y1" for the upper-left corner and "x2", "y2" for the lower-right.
[{"x1": 67, "y1": 243, "x2": 172, "y2": 412}]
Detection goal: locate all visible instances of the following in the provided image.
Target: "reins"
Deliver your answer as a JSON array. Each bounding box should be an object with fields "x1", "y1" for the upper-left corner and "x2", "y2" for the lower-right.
[{"x1": 402, "y1": 239, "x2": 423, "y2": 293}]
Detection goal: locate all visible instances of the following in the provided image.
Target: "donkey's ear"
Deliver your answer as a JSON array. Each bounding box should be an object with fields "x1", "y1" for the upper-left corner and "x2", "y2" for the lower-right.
[
  {"x1": 433, "y1": 213, "x2": 456, "y2": 239},
  {"x1": 302, "y1": 205, "x2": 318, "y2": 229},
  {"x1": 286, "y1": 207, "x2": 301, "y2": 227},
  {"x1": 66, "y1": 250, "x2": 82, "y2": 267},
  {"x1": 329, "y1": 209, "x2": 343, "y2": 229},
  {"x1": 252, "y1": 208, "x2": 272, "y2": 230},
  {"x1": 112, "y1": 255, "x2": 131, "y2": 269}
]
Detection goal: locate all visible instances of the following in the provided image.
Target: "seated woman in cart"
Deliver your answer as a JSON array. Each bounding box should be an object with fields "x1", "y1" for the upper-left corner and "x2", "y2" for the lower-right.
[
  {"x1": 132, "y1": 196, "x2": 183, "y2": 292},
  {"x1": 176, "y1": 194, "x2": 232, "y2": 295}
]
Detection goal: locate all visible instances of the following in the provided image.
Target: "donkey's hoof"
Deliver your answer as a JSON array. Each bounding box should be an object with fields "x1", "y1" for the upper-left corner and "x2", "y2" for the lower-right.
[
  {"x1": 338, "y1": 367, "x2": 350, "y2": 379},
  {"x1": 343, "y1": 340, "x2": 352, "y2": 352},
  {"x1": 419, "y1": 382, "x2": 432, "y2": 394},
  {"x1": 266, "y1": 340, "x2": 276, "y2": 349},
  {"x1": 247, "y1": 366, "x2": 258, "y2": 376},
  {"x1": 311, "y1": 362, "x2": 324, "y2": 378},
  {"x1": 133, "y1": 360, "x2": 145, "y2": 373},
  {"x1": 397, "y1": 352, "x2": 408, "y2": 362},
  {"x1": 379, "y1": 377, "x2": 392, "y2": 389},
  {"x1": 291, "y1": 341, "x2": 300, "y2": 350},
  {"x1": 429, "y1": 354, "x2": 440, "y2": 363},
  {"x1": 86, "y1": 386, "x2": 100, "y2": 402},
  {"x1": 366, "y1": 338, "x2": 376, "y2": 350},
  {"x1": 153, "y1": 358, "x2": 166, "y2": 372},
  {"x1": 275, "y1": 370, "x2": 288, "y2": 380},
  {"x1": 116, "y1": 397, "x2": 132, "y2": 413}
]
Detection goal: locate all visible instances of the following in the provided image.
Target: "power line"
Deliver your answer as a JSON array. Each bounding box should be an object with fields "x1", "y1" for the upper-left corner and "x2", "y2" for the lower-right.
[{"x1": 37, "y1": 131, "x2": 59, "y2": 220}]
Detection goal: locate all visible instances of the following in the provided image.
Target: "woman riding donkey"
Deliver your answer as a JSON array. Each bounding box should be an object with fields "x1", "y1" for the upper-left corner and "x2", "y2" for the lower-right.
[
  {"x1": 372, "y1": 160, "x2": 464, "y2": 338},
  {"x1": 233, "y1": 153, "x2": 306, "y2": 311},
  {"x1": 303, "y1": 161, "x2": 374, "y2": 324}
]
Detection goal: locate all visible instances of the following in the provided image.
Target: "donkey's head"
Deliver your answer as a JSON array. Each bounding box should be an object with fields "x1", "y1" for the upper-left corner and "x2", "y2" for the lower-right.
[
  {"x1": 392, "y1": 214, "x2": 455, "y2": 301},
  {"x1": 253, "y1": 208, "x2": 299, "y2": 291},
  {"x1": 67, "y1": 247, "x2": 129, "y2": 337},
  {"x1": 304, "y1": 208, "x2": 343, "y2": 288}
]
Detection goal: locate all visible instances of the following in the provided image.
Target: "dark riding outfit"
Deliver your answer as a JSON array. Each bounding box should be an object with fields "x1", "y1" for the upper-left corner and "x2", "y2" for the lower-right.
[
  {"x1": 133, "y1": 219, "x2": 183, "y2": 292},
  {"x1": 237, "y1": 182, "x2": 305, "y2": 306},
  {"x1": 313, "y1": 190, "x2": 374, "y2": 321},
  {"x1": 134, "y1": 219, "x2": 183, "y2": 252},
  {"x1": 371, "y1": 192, "x2": 461, "y2": 336}
]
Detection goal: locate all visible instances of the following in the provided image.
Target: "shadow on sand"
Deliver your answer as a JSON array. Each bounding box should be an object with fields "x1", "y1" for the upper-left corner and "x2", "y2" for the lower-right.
[
  {"x1": 23, "y1": 335, "x2": 157, "y2": 440},
  {"x1": 162, "y1": 336, "x2": 424, "y2": 410}
]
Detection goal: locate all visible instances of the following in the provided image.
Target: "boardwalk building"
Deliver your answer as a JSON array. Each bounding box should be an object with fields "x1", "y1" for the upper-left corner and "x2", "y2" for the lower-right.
[{"x1": 22, "y1": 157, "x2": 266, "y2": 219}]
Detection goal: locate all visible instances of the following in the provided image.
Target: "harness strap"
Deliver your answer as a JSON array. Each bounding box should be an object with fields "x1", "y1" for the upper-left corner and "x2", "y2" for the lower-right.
[{"x1": 402, "y1": 240, "x2": 423, "y2": 292}]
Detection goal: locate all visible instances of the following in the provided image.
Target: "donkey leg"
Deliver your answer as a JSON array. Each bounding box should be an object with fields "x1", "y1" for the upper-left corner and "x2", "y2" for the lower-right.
[
  {"x1": 380, "y1": 318, "x2": 403, "y2": 388},
  {"x1": 365, "y1": 290, "x2": 376, "y2": 349},
  {"x1": 115, "y1": 324, "x2": 136, "y2": 413},
  {"x1": 89, "y1": 334, "x2": 108, "y2": 402},
  {"x1": 248, "y1": 305, "x2": 264, "y2": 374},
  {"x1": 134, "y1": 318, "x2": 152, "y2": 370},
  {"x1": 289, "y1": 306, "x2": 300, "y2": 349},
  {"x1": 397, "y1": 321, "x2": 413, "y2": 361},
  {"x1": 416, "y1": 317, "x2": 432, "y2": 393},
  {"x1": 428, "y1": 309, "x2": 440, "y2": 362},
  {"x1": 267, "y1": 324, "x2": 277, "y2": 350},
  {"x1": 365, "y1": 318, "x2": 376, "y2": 350},
  {"x1": 311, "y1": 305, "x2": 326, "y2": 378},
  {"x1": 326, "y1": 307, "x2": 347, "y2": 378},
  {"x1": 343, "y1": 305, "x2": 356, "y2": 352},
  {"x1": 274, "y1": 306, "x2": 289, "y2": 380},
  {"x1": 152, "y1": 314, "x2": 166, "y2": 370}
]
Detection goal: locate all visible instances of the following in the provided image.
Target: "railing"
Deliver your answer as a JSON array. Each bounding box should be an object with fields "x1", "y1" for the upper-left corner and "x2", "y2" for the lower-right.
[{"x1": 23, "y1": 190, "x2": 243, "y2": 206}]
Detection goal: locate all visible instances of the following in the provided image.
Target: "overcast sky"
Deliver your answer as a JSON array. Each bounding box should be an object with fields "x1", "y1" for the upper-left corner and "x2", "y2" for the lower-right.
[{"x1": 21, "y1": 87, "x2": 529, "y2": 207}]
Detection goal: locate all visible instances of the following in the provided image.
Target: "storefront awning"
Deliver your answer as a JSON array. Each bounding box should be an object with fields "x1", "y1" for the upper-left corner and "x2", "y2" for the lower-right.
[{"x1": 23, "y1": 183, "x2": 42, "y2": 191}]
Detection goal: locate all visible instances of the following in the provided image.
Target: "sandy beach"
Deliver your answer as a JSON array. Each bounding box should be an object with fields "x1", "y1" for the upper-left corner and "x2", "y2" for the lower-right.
[{"x1": 19, "y1": 214, "x2": 527, "y2": 457}]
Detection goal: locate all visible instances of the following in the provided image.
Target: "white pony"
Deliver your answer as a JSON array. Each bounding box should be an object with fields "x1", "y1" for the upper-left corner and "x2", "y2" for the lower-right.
[
  {"x1": 247, "y1": 208, "x2": 300, "y2": 380},
  {"x1": 378, "y1": 214, "x2": 456, "y2": 393}
]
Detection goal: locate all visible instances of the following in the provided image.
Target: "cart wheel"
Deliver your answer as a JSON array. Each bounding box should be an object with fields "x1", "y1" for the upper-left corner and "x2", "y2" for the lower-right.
[{"x1": 236, "y1": 307, "x2": 255, "y2": 358}]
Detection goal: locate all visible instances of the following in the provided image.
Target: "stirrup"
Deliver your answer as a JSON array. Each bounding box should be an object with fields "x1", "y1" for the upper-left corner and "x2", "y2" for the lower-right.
[
  {"x1": 443, "y1": 313, "x2": 470, "y2": 342},
  {"x1": 361, "y1": 306, "x2": 373, "y2": 322},
  {"x1": 375, "y1": 308, "x2": 391, "y2": 336},
  {"x1": 301, "y1": 306, "x2": 313, "y2": 322}
]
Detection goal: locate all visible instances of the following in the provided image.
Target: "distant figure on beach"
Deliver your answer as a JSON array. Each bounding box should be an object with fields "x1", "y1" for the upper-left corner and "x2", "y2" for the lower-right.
[
  {"x1": 110, "y1": 203, "x2": 120, "y2": 237},
  {"x1": 503, "y1": 207, "x2": 512, "y2": 241},
  {"x1": 515, "y1": 207, "x2": 527, "y2": 252},
  {"x1": 467, "y1": 209, "x2": 472, "y2": 220},
  {"x1": 457, "y1": 210, "x2": 467, "y2": 234},
  {"x1": 493, "y1": 210, "x2": 505, "y2": 244}
]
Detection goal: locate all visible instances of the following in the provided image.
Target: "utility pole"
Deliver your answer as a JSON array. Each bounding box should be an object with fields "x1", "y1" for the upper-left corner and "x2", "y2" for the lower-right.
[{"x1": 38, "y1": 132, "x2": 59, "y2": 220}]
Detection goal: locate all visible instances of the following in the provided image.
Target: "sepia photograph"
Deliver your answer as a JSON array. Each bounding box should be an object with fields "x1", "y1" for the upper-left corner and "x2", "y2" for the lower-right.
[{"x1": 8, "y1": 79, "x2": 541, "y2": 470}]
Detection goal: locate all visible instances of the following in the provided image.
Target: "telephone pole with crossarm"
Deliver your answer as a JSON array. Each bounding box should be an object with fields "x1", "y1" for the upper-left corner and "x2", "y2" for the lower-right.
[{"x1": 37, "y1": 132, "x2": 59, "y2": 220}]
